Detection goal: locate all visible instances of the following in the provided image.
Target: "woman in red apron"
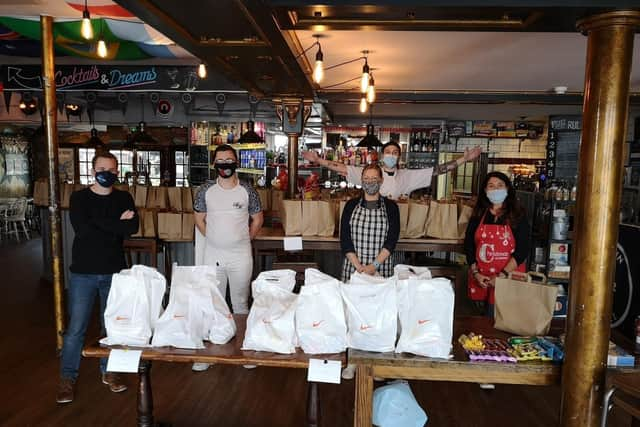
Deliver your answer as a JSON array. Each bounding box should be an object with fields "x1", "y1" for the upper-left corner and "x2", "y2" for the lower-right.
[{"x1": 464, "y1": 172, "x2": 530, "y2": 316}]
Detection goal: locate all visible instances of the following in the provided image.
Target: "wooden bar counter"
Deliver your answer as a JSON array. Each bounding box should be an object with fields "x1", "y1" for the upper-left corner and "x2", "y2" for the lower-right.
[{"x1": 83, "y1": 314, "x2": 345, "y2": 427}]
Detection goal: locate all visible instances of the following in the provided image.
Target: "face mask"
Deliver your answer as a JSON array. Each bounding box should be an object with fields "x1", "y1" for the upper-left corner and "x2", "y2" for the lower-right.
[
  {"x1": 382, "y1": 155, "x2": 398, "y2": 169},
  {"x1": 487, "y1": 188, "x2": 508, "y2": 204},
  {"x1": 362, "y1": 181, "x2": 381, "y2": 196},
  {"x1": 215, "y1": 162, "x2": 237, "y2": 178},
  {"x1": 95, "y1": 171, "x2": 117, "y2": 188}
]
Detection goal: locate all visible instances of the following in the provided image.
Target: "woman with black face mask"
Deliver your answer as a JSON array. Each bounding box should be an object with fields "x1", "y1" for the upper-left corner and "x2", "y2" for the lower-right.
[{"x1": 339, "y1": 164, "x2": 400, "y2": 282}]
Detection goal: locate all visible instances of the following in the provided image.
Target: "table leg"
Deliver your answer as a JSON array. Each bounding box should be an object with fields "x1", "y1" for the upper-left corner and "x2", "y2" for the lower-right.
[
  {"x1": 354, "y1": 364, "x2": 373, "y2": 427},
  {"x1": 307, "y1": 382, "x2": 320, "y2": 427},
  {"x1": 137, "y1": 360, "x2": 154, "y2": 427}
]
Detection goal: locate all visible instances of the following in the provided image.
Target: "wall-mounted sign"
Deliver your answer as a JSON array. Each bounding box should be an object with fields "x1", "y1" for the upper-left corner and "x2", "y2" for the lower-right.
[{"x1": 2, "y1": 65, "x2": 208, "y2": 92}]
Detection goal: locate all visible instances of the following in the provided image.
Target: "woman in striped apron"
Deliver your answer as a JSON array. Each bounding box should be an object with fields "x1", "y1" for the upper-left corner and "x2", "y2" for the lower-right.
[{"x1": 340, "y1": 164, "x2": 401, "y2": 283}]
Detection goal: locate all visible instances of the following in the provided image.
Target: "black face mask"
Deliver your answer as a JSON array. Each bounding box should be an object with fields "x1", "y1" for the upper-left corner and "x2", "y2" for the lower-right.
[
  {"x1": 215, "y1": 162, "x2": 237, "y2": 178},
  {"x1": 95, "y1": 171, "x2": 117, "y2": 188}
]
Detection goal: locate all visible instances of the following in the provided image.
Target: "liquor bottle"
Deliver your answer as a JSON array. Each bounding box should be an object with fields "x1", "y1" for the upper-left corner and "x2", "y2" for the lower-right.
[{"x1": 412, "y1": 132, "x2": 421, "y2": 152}]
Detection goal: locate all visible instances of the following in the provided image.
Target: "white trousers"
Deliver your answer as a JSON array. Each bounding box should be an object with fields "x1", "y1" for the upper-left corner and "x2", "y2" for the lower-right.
[{"x1": 204, "y1": 243, "x2": 253, "y2": 314}]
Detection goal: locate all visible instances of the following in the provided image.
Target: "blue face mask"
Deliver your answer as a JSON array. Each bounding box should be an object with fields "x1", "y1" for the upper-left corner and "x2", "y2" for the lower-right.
[
  {"x1": 382, "y1": 155, "x2": 397, "y2": 169},
  {"x1": 486, "y1": 188, "x2": 508, "y2": 204},
  {"x1": 95, "y1": 171, "x2": 117, "y2": 188}
]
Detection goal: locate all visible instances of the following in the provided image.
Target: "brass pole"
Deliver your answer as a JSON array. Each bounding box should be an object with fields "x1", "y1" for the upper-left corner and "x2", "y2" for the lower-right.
[
  {"x1": 561, "y1": 11, "x2": 640, "y2": 427},
  {"x1": 287, "y1": 133, "x2": 299, "y2": 199},
  {"x1": 41, "y1": 15, "x2": 65, "y2": 352}
]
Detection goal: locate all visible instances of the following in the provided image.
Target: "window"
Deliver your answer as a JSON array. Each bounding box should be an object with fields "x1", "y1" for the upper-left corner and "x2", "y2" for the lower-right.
[
  {"x1": 78, "y1": 148, "x2": 134, "y2": 185},
  {"x1": 175, "y1": 150, "x2": 189, "y2": 186},
  {"x1": 110, "y1": 150, "x2": 134, "y2": 183},
  {"x1": 78, "y1": 148, "x2": 95, "y2": 185},
  {"x1": 137, "y1": 150, "x2": 161, "y2": 186}
]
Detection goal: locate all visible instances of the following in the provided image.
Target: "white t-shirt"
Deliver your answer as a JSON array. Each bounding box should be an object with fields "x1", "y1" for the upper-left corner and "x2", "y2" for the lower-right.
[
  {"x1": 194, "y1": 179, "x2": 261, "y2": 250},
  {"x1": 346, "y1": 166, "x2": 434, "y2": 200}
]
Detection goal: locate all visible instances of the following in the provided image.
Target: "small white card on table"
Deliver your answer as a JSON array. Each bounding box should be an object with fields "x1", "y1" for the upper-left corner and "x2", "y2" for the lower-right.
[
  {"x1": 106, "y1": 349, "x2": 142, "y2": 373},
  {"x1": 307, "y1": 359, "x2": 341, "y2": 384},
  {"x1": 283, "y1": 236, "x2": 303, "y2": 251}
]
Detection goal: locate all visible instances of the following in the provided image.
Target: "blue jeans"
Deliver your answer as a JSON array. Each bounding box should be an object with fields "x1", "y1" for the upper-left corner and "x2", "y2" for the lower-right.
[{"x1": 60, "y1": 272, "x2": 112, "y2": 380}]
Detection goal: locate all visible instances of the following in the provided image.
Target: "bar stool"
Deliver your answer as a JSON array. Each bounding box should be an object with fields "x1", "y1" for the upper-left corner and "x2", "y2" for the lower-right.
[{"x1": 602, "y1": 372, "x2": 640, "y2": 427}]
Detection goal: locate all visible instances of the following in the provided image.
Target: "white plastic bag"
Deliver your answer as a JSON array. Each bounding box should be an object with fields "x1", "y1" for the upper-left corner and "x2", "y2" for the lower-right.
[
  {"x1": 373, "y1": 380, "x2": 428, "y2": 427},
  {"x1": 396, "y1": 272, "x2": 454, "y2": 359},
  {"x1": 295, "y1": 269, "x2": 347, "y2": 354},
  {"x1": 394, "y1": 264, "x2": 432, "y2": 280},
  {"x1": 170, "y1": 265, "x2": 236, "y2": 344},
  {"x1": 151, "y1": 283, "x2": 211, "y2": 349},
  {"x1": 242, "y1": 270, "x2": 298, "y2": 354},
  {"x1": 101, "y1": 265, "x2": 166, "y2": 346},
  {"x1": 252, "y1": 269, "x2": 297, "y2": 294},
  {"x1": 341, "y1": 273, "x2": 397, "y2": 352}
]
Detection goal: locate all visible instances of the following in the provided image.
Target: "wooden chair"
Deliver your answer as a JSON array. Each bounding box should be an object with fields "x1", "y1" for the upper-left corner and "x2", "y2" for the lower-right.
[
  {"x1": 602, "y1": 372, "x2": 640, "y2": 427},
  {"x1": 123, "y1": 238, "x2": 159, "y2": 268}
]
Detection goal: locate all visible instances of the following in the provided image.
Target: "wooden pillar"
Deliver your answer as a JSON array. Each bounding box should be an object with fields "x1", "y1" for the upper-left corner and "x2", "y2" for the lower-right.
[
  {"x1": 40, "y1": 15, "x2": 65, "y2": 352},
  {"x1": 561, "y1": 11, "x2": 640, "y2": 427},
  {"x1": 274, "y1": 98, "x2": 313, "y2": 199}
]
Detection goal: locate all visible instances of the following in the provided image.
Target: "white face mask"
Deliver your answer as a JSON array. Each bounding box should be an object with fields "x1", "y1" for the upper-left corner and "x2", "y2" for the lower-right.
[{"x1": 486, "y1": 188, "x2": 508, "y2": 204}]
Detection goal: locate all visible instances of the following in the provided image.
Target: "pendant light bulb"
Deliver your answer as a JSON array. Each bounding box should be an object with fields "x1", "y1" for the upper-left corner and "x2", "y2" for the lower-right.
[
  {"x1": 198, "y1": 63, "x2": 207, "y2": 79},
  {"x1": 81, "y1": 9, "x2": 93, "y2": 40},
  {"x1": 312, "y1": 46, "x2": 323, "y2": 84},
  {"x1": 97, "y1": 39, "x2": 107, "y2": 58},
  {"x1": 359, "y1": 96, "x2": 367, "y2": 114},
  {"x1": 360, "y1": 60, "x2": 370, "y2": 93},
  {"x1": 366, "y1": 75, "x2": 375, "y2": 104}
]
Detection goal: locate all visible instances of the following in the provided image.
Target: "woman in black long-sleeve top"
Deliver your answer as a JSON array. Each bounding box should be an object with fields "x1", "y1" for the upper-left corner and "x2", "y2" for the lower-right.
[
  {"x1": 464, "y1": 171, "x2": 530, "y2": 312},
  {"x1": 340, "y1": 164, "x2": 400, "y2": 282}
]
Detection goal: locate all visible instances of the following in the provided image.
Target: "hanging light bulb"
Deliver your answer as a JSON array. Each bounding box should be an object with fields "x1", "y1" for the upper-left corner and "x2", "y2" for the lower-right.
[
  {"x1": 366, "y1": 74, "x2": 375, "y2": 104},
  {"x1": 97, "y1": 39, "x2": 108, "y2": 58},
  {"x1": 312, "y1": 44, "x2": 323, "y2": 84},
  {"x1": 359, "y1": 96, "x2": 367, "y2": 114},
  {"x1": 81, "y1": 0, "x2": 93, "y2": 40},
  {"x1": 360, "y1": 59, "x2": 370, "y2": 94},
  {"x1": 198, "y1": 63, "x2": 207, "y2": 79}
]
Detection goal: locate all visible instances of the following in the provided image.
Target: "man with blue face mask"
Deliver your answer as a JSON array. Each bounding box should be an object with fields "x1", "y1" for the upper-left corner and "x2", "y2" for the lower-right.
[
  {"x1": 303, "y1": 141, "x2": 481, "y2": 199},
  {"x1": 57, "y1": 151, "x2": 138, "y2": 404}
]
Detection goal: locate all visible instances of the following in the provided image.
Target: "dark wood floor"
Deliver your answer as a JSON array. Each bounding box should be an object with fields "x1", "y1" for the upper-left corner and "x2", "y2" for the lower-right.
[{"x1": 0, "y1": 237, "x2": 633, "y2": 427}]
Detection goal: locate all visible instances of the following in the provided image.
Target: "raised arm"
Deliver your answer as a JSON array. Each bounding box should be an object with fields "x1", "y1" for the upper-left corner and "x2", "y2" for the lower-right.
[
  {"x1": 302, "y1": 150, "x2": 348, "y2": 176},
  {"x1": 434, "y1": 145, "x2": 482, "y2": 176}
]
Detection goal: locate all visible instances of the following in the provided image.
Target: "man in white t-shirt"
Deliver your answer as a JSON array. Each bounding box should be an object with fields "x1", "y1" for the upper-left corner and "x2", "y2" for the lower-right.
[
  {"x1": 302, "y1": 141, "x2": 482, "y2": 199},
  {"x1": 192, "y1": 144, "x2": 263, "y2": 371}
]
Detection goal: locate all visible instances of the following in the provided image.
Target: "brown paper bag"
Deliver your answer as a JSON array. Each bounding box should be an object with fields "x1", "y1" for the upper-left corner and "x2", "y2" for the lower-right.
[
  {"x1": 301, "y1": 200, "x2": 319, "y2": 236},
  {"x1": 182, "y1": 187, "x2": 194, "y2": 213},
  {"x1": 142, "y1": 210, "x2": 157, "y2": 238},
  {"x1": 337, "y1": 200, "x2": 348, "y2": 237},
  {"x1": 134, "y1": 185, "x2": 148, "y2": 208},
  {"x1": 457, "y1": 204, "x2": 474, "y2": 239},
  {"x1": 147, "y1": 187, "x2": 168, "y2": 210},
  {"x1": 33, "y1": 179, "x2": 49, "y2": 206},
  {"x1": 60, "y1": 183, "x2": 75, "y2": 209},
  {"x1": 256, "y1": 188, "x2": 271, "y2": 212},
  {"x1": 405, "y1": 201, "x2": 429, "y2": 238},
  {"x1": 281, "y1": 199, "x2": 302, "y2": 236},
  {"x1": 494, "y1": 272, "x2": 559, "y2": 336},
  {"x1": 397, "y1": 201, "x2": 409, "y2": 238},
  {"x1": 181, "y1": 213, "x2": 195, "y2": 241},
  {"x1": 426, "y1": 201, "x2": 458, "y2": 239},
  {"x1": 316, "y1": 200, "x2": 336, "y2": 237},
  {"x1": 167, "y1": 187, "x2": 183, "y2": 212},
  {"x1": 271, "y1": 190, "x2": 285, "y2": 216},
  {"x1": 157, "y1": 212, "x2": 182, "y2": 240},
  {"x1": 131, "y1": 209, "x2": 144, "y2": 237}
]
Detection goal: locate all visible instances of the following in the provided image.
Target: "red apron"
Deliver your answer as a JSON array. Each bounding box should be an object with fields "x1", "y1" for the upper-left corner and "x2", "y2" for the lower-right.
[{"x1": 467, "y1": 213, "x2": 526, "y2": 304}]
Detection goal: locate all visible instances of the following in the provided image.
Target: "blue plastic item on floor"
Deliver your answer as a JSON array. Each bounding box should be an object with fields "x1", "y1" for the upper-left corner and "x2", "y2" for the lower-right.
[{"x1": 372, "y1": 380, "x2": 428, "y2": 427}]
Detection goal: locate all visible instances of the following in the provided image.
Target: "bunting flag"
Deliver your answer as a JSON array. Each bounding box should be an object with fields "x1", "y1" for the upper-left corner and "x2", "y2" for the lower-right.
[
  {"x1": 0, "y1": 17, "x2": 193, "y2": 59},
  {"x1": 64, "y1": 0, "x2": 135, "y2": 18}
]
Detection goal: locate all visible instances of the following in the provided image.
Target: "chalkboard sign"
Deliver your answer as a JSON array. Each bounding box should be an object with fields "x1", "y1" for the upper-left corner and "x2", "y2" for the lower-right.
[{"x1": 549, "y1": 116, "x2": 582, "y2": 131}]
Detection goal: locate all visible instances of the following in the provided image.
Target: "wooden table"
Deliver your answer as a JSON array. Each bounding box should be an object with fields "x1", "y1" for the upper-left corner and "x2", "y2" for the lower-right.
[
  {"x1": 349, "y1": 316, "x2": 564, "y2": 427},
  {"x1": 83, "y1": 314, "x2": 345, "y2": 427}
]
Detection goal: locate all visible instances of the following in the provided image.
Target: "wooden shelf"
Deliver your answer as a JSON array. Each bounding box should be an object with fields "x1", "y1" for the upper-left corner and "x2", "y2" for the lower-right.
[{"x1": 210, "y1": 143, "x2": 266, "y2": 150}]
